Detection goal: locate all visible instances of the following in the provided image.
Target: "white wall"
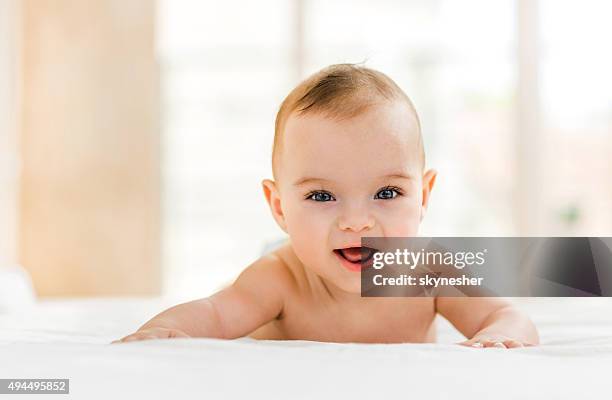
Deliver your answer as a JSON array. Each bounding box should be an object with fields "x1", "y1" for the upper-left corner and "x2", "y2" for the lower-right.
[{"x1": 0, "y1": 0, "x2": 19, "y2": 266}]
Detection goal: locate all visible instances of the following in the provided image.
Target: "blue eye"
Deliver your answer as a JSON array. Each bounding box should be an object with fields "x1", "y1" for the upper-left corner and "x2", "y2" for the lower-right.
[
  {"x1": 306, "y1": 191, "x2": 336, "y2": 202},
  {"x1": 374, "y1": 186, "x2": 402, "y2": 200}
]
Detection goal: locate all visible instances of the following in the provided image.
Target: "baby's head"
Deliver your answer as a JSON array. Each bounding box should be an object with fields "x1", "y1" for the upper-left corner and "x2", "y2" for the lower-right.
[{"x1": 263, "y1": 64, "x2": 436, "y2": 293}]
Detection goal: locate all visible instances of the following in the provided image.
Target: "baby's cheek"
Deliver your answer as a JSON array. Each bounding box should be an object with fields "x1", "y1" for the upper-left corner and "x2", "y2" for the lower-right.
[
  {"x1": 288, "y1": 217, "x2": 318, "y2": 244},
  {"x1": 286, "y1": 201, "x2": 334, "y2": 234},
  {"x1": 377, "y1": 202, "x2": 422, "y2": 236},
  {"x1": 285, "y1": 206, "x2": 333, "y2": 261},
  {"x1": 288, "y1": 223, "x2": 324, "y2": 270}
]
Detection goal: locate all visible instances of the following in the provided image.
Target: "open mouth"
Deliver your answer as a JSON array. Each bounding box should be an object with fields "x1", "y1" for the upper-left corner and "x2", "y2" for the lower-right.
[{"x1": 333, "y1": 246, "x2": 378, "y2": 272}]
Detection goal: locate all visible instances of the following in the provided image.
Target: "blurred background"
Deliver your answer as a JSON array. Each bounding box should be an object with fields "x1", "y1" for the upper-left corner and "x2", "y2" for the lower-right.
[{"x1": 0, "y1": 0, "x2": 610, "y2": 301}]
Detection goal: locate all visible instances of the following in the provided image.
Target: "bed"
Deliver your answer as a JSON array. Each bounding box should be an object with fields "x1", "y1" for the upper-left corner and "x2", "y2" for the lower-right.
[{"x1": 1, "y1": 297, "x2": 611, "y2": 399}]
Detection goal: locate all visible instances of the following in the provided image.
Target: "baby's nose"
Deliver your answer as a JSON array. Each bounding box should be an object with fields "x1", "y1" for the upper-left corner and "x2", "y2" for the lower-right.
[{"x1": 337, "y1": 211, "x2": 375, "y2": 233}]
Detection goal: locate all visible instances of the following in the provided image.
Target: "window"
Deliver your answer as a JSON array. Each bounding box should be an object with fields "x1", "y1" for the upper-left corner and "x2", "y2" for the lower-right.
[
  {"x1": 538, "y1": 0, "x2": 612, "y2": 235},
  {"x1": 157, "y1": 0, "x2": 295, "y2": 298},
  {"x1": 158, "y1": 0, "x2": 611, "y2": 298}
]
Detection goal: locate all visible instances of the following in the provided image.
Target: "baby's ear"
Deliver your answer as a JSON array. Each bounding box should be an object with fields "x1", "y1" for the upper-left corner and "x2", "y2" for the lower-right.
[
  {"x1": 420, "y1": 169, "x2": 437, "y2": 222},
  {"x1": 262, "y1": 179, "x2": 288, "y2": 233}
]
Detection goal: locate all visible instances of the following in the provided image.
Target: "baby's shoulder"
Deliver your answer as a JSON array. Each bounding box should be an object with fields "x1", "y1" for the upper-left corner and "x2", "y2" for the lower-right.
[{"x1": 234, "y1": 242, "x2": 300, "y2": 294}]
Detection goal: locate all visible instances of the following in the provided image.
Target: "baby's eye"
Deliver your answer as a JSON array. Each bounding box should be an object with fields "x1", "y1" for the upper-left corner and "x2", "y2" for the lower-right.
[
  {"x1": 374, "y1": 186, "x2": 402, "y2": 200},
  {"x1": 305, "y1": 191, "x2": 336, "y2": 202}
]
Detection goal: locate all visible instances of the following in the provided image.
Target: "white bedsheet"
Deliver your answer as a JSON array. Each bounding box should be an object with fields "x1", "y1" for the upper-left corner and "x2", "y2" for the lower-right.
[{"x1": 1, "y1": 297, "x2": 612, "y2": 399}]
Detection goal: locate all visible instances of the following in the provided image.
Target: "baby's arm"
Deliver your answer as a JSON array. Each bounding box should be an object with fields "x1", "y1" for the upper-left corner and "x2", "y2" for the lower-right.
[
  {"x1": 435, "y1": 297, "x2": 539, "y2": 348},
  {"x1": 113, "y1": 254, "x2": 289, "y2": 343}
]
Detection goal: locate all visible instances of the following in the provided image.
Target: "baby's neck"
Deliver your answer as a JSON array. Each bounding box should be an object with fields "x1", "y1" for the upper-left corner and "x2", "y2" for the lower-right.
[{"x1": 306, "y1": 267, "x2": 373, "y2": 306}]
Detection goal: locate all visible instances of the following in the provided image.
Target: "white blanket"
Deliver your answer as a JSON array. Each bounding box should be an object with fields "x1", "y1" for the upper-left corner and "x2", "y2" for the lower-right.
[{"x1": 1, "y1": 298, "x2": 611, "y2": 399}]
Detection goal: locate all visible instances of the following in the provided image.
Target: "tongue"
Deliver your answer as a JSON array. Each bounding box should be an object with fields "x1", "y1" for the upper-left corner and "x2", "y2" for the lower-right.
[{"x1": 341, "y1": 247, "x2": 362, "y2": 263}]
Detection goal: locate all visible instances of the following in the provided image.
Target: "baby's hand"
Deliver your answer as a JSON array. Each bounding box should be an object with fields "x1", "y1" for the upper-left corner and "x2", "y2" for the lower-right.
[
  {"x1": 111, "y1": 327, "x2": 190, "y2": 344},
  {"x1": 459, "y1": 334, "x2": 532, "y2": 349}
]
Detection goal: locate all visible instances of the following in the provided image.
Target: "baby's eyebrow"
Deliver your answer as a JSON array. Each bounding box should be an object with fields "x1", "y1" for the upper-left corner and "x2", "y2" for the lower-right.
[
  {"x1": 383, "y1": 172, "x2": 413, "y2": 181},
  {"x1": 293, "y1": 177, "x2": 333, "y2": 186},
  {"x1": 293, "y1": 173, "x2": 412, "y2": 187}
]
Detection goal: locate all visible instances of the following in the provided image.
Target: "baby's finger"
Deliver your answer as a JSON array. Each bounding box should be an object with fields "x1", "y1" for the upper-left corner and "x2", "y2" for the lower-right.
[
  {"x1": 482, "y1": 339, "x2": 506, "y2": 348},
  {"x1": 504, "y1": 340, "x2": 524, "y2": 349},
  {"x1": 121, "y1": 334, "x2": 145, "y2": 342},
  {"x1": 168, "y1": 329, "x2": 189, "y2": 338},
  {"x1": 113, "y1": 328, "x2": 190, "y2": 344},
  {"x1": 115, "y1": 332, "x2": 151, "y2": 343},
  {"x1": 110, "y1": 336, "x2": 133, "y2": 344},
  {"x1": 458, "y1": 339, "x2": 485, "y2": 348},
  {"x1": 458, "y1": 339, "x2": 480, "y2": 348}
]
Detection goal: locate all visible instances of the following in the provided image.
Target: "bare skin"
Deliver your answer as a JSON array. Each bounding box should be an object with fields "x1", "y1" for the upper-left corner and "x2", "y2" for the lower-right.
[
  {"x1": 247, "y1": 243, "x2": 437, "y2": 343},
  {"x1": 115, "y1": 99, "x2": 539, "y2": 348},
  {"x1": 115, "y1": 242, "x2": 537, "y2": 347}
]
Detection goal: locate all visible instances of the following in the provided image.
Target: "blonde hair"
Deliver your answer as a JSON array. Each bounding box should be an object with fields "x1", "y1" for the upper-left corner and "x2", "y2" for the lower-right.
[{"x1": 272, "y1": 64, "x2": 423, "y2": 178}]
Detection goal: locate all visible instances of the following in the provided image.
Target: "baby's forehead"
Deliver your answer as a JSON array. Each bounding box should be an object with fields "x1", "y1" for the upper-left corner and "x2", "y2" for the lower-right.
[
  {"x1": 278, "y1": 101, "x2": 424, "y2": 182},
  {"x1": 289, "y1": 99, "x2": 418, "y2": 138}
]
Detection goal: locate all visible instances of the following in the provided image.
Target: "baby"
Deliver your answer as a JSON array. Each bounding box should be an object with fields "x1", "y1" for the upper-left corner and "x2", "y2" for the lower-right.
[{"x1": 116, "y1": 64, "x2": 539, "y2": 348}]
